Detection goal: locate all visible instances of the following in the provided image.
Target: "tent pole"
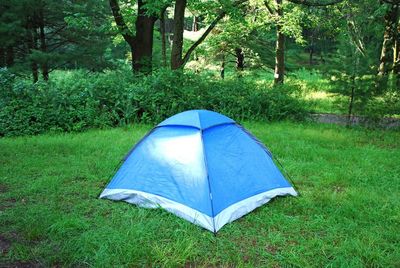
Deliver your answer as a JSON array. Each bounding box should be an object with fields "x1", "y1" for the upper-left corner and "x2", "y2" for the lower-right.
[{"x1": 200, "y1": 129, "x2": 217, "y2": 233}]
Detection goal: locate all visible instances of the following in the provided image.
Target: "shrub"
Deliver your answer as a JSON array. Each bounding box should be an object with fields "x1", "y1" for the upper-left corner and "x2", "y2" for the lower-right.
[
  {"x1": 0, "y1": 68, "x2": 307, "y2": 136},
  {"x1": 328, "y1": 73, "x2": 400, "y2": 119}
]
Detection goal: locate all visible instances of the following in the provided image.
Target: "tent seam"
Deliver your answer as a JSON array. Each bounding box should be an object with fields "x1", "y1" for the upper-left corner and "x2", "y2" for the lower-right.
[
  {"x1": 235, "y1": 123, "x2": 299, "y2": 195},
  {"x1": 200, "y1": 129, "x2": 216, "y2": 234}
]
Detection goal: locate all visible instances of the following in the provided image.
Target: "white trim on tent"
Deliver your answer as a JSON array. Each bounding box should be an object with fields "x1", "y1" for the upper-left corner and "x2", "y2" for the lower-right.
[
  {"x1": 100, "y1": 188, "x2": 214, "y2": 231},
  {"x1": 100, "y1": 187, "x2": 297, "y2": 232},
  {"x1": 213, "y1": 187, "x2": 297, "y2": 231}
]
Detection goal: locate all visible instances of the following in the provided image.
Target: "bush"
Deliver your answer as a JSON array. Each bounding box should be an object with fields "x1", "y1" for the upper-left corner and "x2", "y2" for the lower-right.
[
  {"x1": 328, "y1": 73, "x2": 400, "y2": 119},
  {"x1": 0, "y1": 68, "x2": 307, "y2": 136}
]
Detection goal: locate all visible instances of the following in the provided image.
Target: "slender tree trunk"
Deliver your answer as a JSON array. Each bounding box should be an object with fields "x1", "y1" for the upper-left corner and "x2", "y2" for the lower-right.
[
  {"x1": 109, "y1": 0, "x2": 136, "y2": 73},
  {"x1": 392, "y1": 13, "x2": 400, "y2": 76},
  {"x1": 171, "y1": 0, "x2": 187, "y2": 70},
  {"x1": 220, "y1": 53, "x2": 225, "y2": 79},
  {"x1": 274, "y1": 28, "x2": 285, "y2": 84},
  {"x1": 394, "y1": 23, "x2": 400, "y2": 87},
  {"x1": 347, "y1": 76, "x2": 355, "y2": 126},
  {"x1": 192, "y1": 16, "x2": 199, "y2": 60},
  {"x1": 378, "y1": 37, "x2": 390, "y2": 75},
  {"x1": 192, "y1": 16, "x2": 199, "y2": 31},
  {"x1": 394, "y1": 32, "x2": 399, "y2": 72},
  {"x1": 320, "y1": 53, "x2": 325, "y2": 64},
  {"x1": 26, "y1": 18, "x2": 39, "y2": 83},
  {"x1": 235, "y1": 47, "x2": 244, "y2": 71},
  {"x1": 160, "y1": 8, "x2": 167, "y2": 67},
  {"x1": 309, "y1": 34, "x2": 314, "y2": 66},
  {"x1": 348, "y1": 53, "x2": 359, "y2": 126},
  {"x1": 274, "y1": 0, "x2": 285, "y2": 85},
  {"x1": 378, "y1": 3, "x2": 399, "y2": 76},
  {"x1": 32, "y1": 28, "x2": 39, "y2": 83},
  {"x1": 6, "y1": 46, "x2": 14, "y2": 67},
  {"x1": 38, "y1": 9, "x2": 48, "y2": 81},
  {"x1": 0, "y1": 47, "x2": 4, "y2": 67}
]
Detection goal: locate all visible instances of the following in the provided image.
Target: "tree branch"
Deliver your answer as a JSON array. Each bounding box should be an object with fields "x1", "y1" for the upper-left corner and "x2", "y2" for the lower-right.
[
  {"x1": 381, "y1": 0, "x2": 399, "y2": 5},
  {"x1": 264, "y1": 1, "x2": 276, "y2": 14},
  {"x1": 109, "y1": 0, "x2": 135, "y2": 45},
  {"x1": 181, "y1": 0, "x2": 248, "y2": 67},
  {"x1": 287, "y1": 0, "x2": 343, "y2": 6},
  {"x1": 181, "y1": 12, "x2": 225, "y2": 67}
]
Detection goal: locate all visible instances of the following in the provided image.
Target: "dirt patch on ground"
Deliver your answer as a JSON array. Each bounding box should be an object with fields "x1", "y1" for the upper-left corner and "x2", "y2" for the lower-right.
[
  {"x1": 333, "y1": 185, "x2": 345, "y2": 193},
  {"x1": 310, "y1": 113, "x2": 400, "y2": 129},
  {"x1": 1, "y1": 261, "x2": 41, "y2": 268},
  {"x1": 0, "y1": 197, "x2": 16, "y2": 212},
  {"x1": 0, "y1": 235, "x2": 12, "y2": 255},
  {"x1": 265, "y1": 244, "x2": 279, "y2": 255},
  {"x1": 0, "y1": 183, "x2": 8, "y2": 194},
  {"x1": 1, "y1": 235, "x2": 41, "y2": 267}
]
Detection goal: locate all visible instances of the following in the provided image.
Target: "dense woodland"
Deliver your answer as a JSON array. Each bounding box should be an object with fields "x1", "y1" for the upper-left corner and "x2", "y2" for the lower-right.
[{"x1": 0, "y1": 0, "x2": 399, "y2": 136}]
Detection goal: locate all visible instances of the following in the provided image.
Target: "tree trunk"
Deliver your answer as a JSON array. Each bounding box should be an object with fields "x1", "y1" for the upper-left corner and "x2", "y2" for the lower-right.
[
  {"x1": 38, "y1": 9, "x2": 48, "y2": 81},
  {"x1": 171, "y1": 0, "x2": 187, "y2": 70},
  {"x1": 392, "y1": 9, "x2": 400, "y2": 77},
  {"x1": 160, "y1": 8, "x2": 167, "y2": 67},
  {"x1": 274, "y1": 0, "x2": 285, "y2": 85},
  {"x1": 109, "y1": 0, "x2": 156, "y2": 74},
  {"x1": 26, "y1": 18, "x2": 39, "y2": 83},
  {"x1": 133, "y1": 0, "x2": 156, "y2": 74},
  {"x1": 0, "y1": 47, "x2": 4, "y2": 67},
  {"x1": 320, "y1": 53, "x2": 325, "y2": 64},
  {"x1": 309, "y1": 33, "x2": 314, "y2": 66},
  {"x1": 192, "y1": 16, "x2": 199, "y2": 32},
  {"x1": 394, "y1": 23, "x2": 400, "y2": 87},
  {"x1": 378, "y1": 3, "x2": 399, "y2": 76},
  {"x1": 348, "y1": 53, "x2": 359, "y2": 126},
  {"x1": 32, "y1": 29, "x2": 39, "y2": 83},
  {"x1": 220, "y1": 53, "x2": 225, "y2": 79},
  {"x1": 394, "y1": 30, "x2": 399, "y2": 73},
  {"x1": 192, "y1": 16, "x2": 199, "y2": 60},
  {"x1": 235, "y1": 47, "x2": 244, "y2": 71},
  {"x1": 347, "y1": 75, "x2": 355, "y2": 126},
  {"x1": 6, "y1": 46, "x2": 14, "y2": 67}
]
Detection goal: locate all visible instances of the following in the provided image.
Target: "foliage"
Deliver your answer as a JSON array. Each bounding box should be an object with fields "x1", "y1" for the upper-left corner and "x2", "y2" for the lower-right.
[
  {"x1": 0, "y1": 68, "x2": 307, "y2": 136},
  {"x1": 0, "y1": 0, "x2": 114, "y2": 77}
]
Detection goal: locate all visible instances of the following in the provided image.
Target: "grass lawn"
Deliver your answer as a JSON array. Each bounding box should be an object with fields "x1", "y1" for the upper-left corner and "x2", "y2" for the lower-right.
[{"x1": 1, "y1": 122, "x2": 399, "y2": 267}]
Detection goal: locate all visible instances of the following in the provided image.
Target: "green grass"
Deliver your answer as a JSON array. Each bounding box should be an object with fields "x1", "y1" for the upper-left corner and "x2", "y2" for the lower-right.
[
  {"x1": 233, "y1": 68, "x2": 348, "y2": 115},
  {"x1": 1, "y1": 122, "x2": 399, "y2": 267}
]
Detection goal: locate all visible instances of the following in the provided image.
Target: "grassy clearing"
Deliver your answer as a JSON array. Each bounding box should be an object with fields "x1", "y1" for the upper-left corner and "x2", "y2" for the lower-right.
[
  {"x1": 0, "y1": 122, "x2": 399, "y2": 267},
  {"x1": 302, "y1": 91, "x2": 347, "y2": 114},
  {"x1": 241, "y1": 68, "x2": 348, "y2": 115}
]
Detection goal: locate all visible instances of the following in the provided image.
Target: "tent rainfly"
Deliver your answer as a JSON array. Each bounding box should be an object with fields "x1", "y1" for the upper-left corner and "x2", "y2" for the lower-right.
[{"x1": 100, "y1": 110, "x2": 297, "y2": 232}]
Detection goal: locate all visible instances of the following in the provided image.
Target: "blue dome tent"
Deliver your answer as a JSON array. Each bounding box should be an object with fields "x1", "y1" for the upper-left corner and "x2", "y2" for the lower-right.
[{"x1": 100, "y1": 110, "x2": 297, "y2": 232}]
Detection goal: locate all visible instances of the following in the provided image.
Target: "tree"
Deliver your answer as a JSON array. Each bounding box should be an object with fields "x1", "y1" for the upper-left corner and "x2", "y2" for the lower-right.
[
  {"x1": 273, "y1": 0, "x2": 285, "y2": 84},
  {"x1": 0, "y1": 0, "x2": 113, "y2": 82},
  {"x1": 171, "y1": 0, "x2": 186, "y2": 69},
  {"x1": 160, "y1": 7, "x2": 168, "y2": 66},
  {"x1": 170, "y1": 0, "x2": 248, "y2": 70},
  {"x1": 264, "y1": 0, "x2": 343, "y2": 85},
  {"x1": 109, "y1": 0, "x2": 158, "y2": 74},
  {"x1": 378, "y1": 1, "x2": 399, "y2": 76}
]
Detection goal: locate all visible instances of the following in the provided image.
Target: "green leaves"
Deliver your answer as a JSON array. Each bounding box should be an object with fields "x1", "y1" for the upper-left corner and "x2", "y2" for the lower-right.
[{"x1": 0, "y1": 68, "x2": 306, "y2": 136}]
